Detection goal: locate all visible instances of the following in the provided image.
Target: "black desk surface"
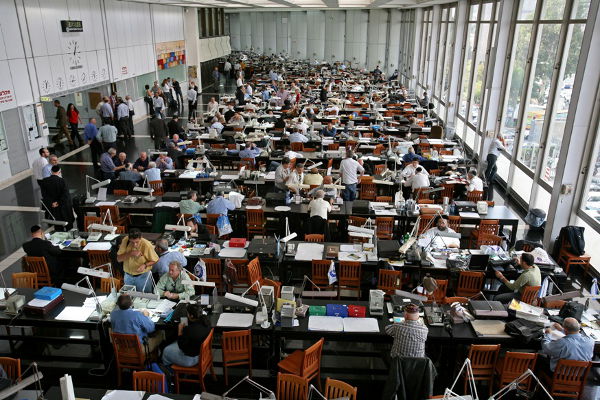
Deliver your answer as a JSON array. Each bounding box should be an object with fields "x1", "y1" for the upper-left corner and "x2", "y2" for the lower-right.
[{"x1": 45, "y1": 386, "x2": 195, "y2": 400}]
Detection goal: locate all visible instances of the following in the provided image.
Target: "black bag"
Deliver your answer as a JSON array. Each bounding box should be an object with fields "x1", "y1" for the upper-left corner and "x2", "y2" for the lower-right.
[
  {"x1": 556, "y1": 301, "x2": 584, "y2": 322},
  {"x1": 266, "y1": 192, "x2": 286, "y2": 206},
  {"x1": 351, "y1": 200, "x2": 370, "y2": 214},
  {"x1": 557, "y1": 226, "x2": 585, "y2": 256},
  {"x1": 504, "y1": 318, "x2": 544, "y2": 344}
]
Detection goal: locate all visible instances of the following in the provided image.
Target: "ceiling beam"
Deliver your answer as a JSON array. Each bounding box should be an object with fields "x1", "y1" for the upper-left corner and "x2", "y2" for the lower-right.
[{"x1": 322, "y1": 0, "x2": 339, "y2": 7}]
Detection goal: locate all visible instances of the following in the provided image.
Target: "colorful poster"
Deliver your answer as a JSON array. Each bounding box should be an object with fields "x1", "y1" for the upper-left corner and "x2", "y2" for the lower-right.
[{"x1": 156, "y1": 40, "x2": 186, "y2": 70}]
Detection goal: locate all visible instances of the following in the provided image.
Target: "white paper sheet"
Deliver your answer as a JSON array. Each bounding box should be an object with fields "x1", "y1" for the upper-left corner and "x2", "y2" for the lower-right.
[
  {"x1": 55, "y1": 306, "x2": 94, "y2": 322},
  {"x1": 308, "y1": 316, "x2": 344, "y2": 332},
  {"x1": 218, "y1": 247, "x2": 247, "y2": 258},
  {"x1": 340, "y1": 244, "x2": 360, "y2": 252},
  {"x1": 155, "y1": 202, "x2": 180, "y2": 208},
  {"x1": 101, "y1": 390, "x2": 145, "y2": 400},
  {"x1": 83, "y1": 242, "x2": 112, "y2": 251},
  {"x1": 459, "y1": 212, "x2": 481, "y2": 219},
  {"x1": 217, "y1": 313, "x2": 255, "y2": 328},
  {"x1": 294, "y1": 243, "x2": 325, "y2": 261},
  {"x1": 342, "y1": 318, "x2": 380, "y2": 333},
  {"x1": 220, "y1": 174, "x2": 241, "y2": 180},
  {"x1": 27, "y1": 298, "x2": 51, "y2": 307},
  {"x1": 147, "y1": 395, "x2": 173, "y2": 400},
  {"x1": 374, "y1": 209, "x2": 397, "y2": 216},
  {"x1": 95, "y1": 201, "x2": 117, "y2": 206}
]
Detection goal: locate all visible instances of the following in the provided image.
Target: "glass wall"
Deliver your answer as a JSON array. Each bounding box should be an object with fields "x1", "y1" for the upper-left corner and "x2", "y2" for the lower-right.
[
  {"x1": 433, "y1": 3, "x2": 457, "y2": 122},
  {"x1": 418, "y1": 8, "x2": 433, "y2": 90},
  {"x1": 399, "y1": 10, "x2": 416, "y2": 85},
  {"x1": 199, "y1": 8, "x2": 225, "y2": 38}
]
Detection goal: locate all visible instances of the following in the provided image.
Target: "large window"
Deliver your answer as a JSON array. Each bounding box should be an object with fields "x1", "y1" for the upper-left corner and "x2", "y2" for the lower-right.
[
  {"x1": 199, "y1": 8, "x2": 225, "y2": 38},
  {"x1": 433, "y1": 4, "x2": 457, "y2": 121},
  {"x1": 581, "y1": 118, "x2": 600, "y2": 224},
  {"x1": 399, "y1": 10, "x2": 416, "y2": 85},
  {"x1": 418, "y1": 8, "x2": 433, "y2": 90}
]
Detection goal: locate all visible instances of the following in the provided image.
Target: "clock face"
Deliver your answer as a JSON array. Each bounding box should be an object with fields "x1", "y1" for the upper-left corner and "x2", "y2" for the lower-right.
[
  {"x1": 81, "y1": 72, "x2": 87, "y2": 83},
  {"x1": 66, "y1": 39, "x2": 81, "y2": 69},
  {"x1": 69, "y1": 74, "x2": 77, "y2": 86},
  {"x1": 56, "y1": 77, "x2": 64, "y2": 90},
  {"x1": 42, "y1": 79, "x2": 51, "y2": 93},
  {"x1": 90, "y1": 70, "x2": 97, "y2": 81}
]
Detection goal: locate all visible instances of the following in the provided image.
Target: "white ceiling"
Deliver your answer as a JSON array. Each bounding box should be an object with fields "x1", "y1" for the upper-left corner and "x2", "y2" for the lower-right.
[{"x1": 125, "y1": 0, "x2": 455, "y2": 10}]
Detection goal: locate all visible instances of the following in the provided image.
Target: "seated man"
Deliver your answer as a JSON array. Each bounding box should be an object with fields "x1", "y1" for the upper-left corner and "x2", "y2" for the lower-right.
[
  {"x1": 210, "y1": 117, "x2": 224, "y2": 134},
  {"x1": 110, "y1": 293, "x2": 163, "y2": 354},
  {"x1": 385, "y1": 303, "x2": 428, "y2": 358},
  {"x1": 402, "y1": 146, "x2": 425, "y2": 163},
  {"x1": 119, "y1": 163, "x2": 142, "y2": 184},
  {"x1": 170, "y1": 133, "x2": 186, "y2": 150},
  {"x1": 133, "y1": 152, "x2": 149, "y2": 171},
  {"x1": 274, "y1": 157, "x2": 292, "y2": 192},
  {"x1": 308, "y1": 175, "x2": 337, "y2": 198},
  {"x1": 308, "y1": 190, "x2": 332, "y2": 234},
  {"x1": 23, "y1": 225, "x2": 62, "y2": 284},
  {"x1": 155, "y1": 261, "x2": 195, "y2": 300},
  {"x1": 407, "y1": 166, "x2": 430, "y2": 194},
  {"x1": 421, "y1": 216, "x2": 459, "y2": 248},
  {"x1": 239, "y1": 142, "x2": 261, "y2": 160},
  {"x1": 321, "y1": 122, "x2": 337, "y2": 138},
  {"x1": 494, "y1": 253, "x2": 541, "y2": 303},
  {"x1": 180, "y1": 190, "x2": 202, "y2": 215},
  {"x1": 467, "y1": 169, "x2": 484, "y2": 193},
  {"x1": 287, "y1": 163, "x2": 305, "y2": 194},
  {"x1": 144, "y1": 161, "x2": 161, "y2": 182},
  {"x1": 156, "y1": 153, "x2": 173, "y2": 171},
  {"x1": 540, "y1": 317, "x2": 594, "y2": 372},
  {"x1": 153, "y1": 238, "x2": 187, "y2": 277},
  {"x1": 303, "y1": 167, "x2": 323, "y2": 186},
  {"x1": 167, "y1": 116, "x2": 184, "y2": 136},
  {"x1": 206, "y1": 192, "x2": 235, "y2": 216},
  {"x1": 288, "y1": 128, "x2": 308, "y2": 143},
  {"x1": 185, "y1": 217, "x2": 212, "y2": 241}
]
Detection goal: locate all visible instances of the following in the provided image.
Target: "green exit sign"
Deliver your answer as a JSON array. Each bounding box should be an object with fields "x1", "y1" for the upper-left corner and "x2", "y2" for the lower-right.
[{"x1": 61, "y1": 20, "x2": 83, "y2": 32}]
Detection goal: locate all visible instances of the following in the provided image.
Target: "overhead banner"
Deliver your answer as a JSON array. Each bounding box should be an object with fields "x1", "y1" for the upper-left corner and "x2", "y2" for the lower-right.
[{"x1": 156, "y1": 40, "x2": 186, "y2": 70}]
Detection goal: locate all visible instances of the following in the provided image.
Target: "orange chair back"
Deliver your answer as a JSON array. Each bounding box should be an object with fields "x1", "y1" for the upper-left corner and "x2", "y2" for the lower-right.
[
  {"x1": 206, "y1": 214, "x2": 220, "y2": 226},
  {"x1": 376, "y1": 217, "x2": 394, "y2": 239},
  {"x1": 246, "y1": 209, "x2": 265, "y2": 237},
  {"x1": 23, "y1": 256, "x2": 52, "y2": 287},
  {"x1": 418, "y1": 199, "x2": 435, "y2": 204},
  {"x1": 374, "y1": 164, "x2": 386, "y2": 175},
  {"x1": 291, "y1": 142, "x2": 304, "y2": 151},
  {"x1": 88, "y1": 250, "x2": 111, "y2": 268},
  {"x1": 301, "y1": 338, "x2": 324, "y2": 379},
  {"x1": 99, "y1": 205, "x2": 122, "y2": 221},
  {"x1": 312, "y1": 260, "x2": 333, "y2": 288},
  {"x1": 418, "y1": 215, "x2": 435, "y2": 235},
  {"x1": 377, "y1": 269, "x2": 402, "y2": 294},
  {"x1": 520, "y1": 286, "x2": 541, "y2": 305},
  {"x1": 228, "y1": 259, "x2": 249, "y2": 292},
  {"x1": 348, "y1": 216, "x2": 367, "y2": 227},
  {"x1": 467, "y1": 190, "x2": 484, "y2": 202},
  {"x1": 443, "y1": 296, "x2": 469, "y2": 304},
  {"x1": 456, "y1": 271, "x2": 484, "y2": 297},
  {"x1": 498, "y1": 352, "x2": 537, "y2": 389},
  {"x1": 84, "y1": 216, "x2": 103, "y2": 231},
  {"x1": 277, "y1": 373, "x2": 308, "y2": 400},
  {"x1": 550, "y1": 359, "x2": 591, "y2": 398},
  {"x1": 12, "y1": 272, "x2": 38, "y2": 289},
  {"x1": 477, "y1": 233, "x2": 502, "y2": 247},
  {"x1": 428, "y1": 279, "x2": 448, "y2": 303},
  {"x1": 328, "y1": 143, "x2": 339, "y2": 151},
  {"x1": 113, "y1": 189, "x2": 129, "y2": 196},
  {"x1": 375, "y1": 196, "x2": 392, "y2": 202},
  {"x1": 304, "y1": 234, "x2": 324, "y2": 242},
  {"x1": 149, "y1": 180, "x2": 164, "y2": 196},
  {"x1": 205, "y1": 225, "x2": 217, "y2": 235},
  {"x1": 101, "y1": 277, "x2": 120, "y2": 293},
  {"x1": 0, "y1": 357, "x2": 21, "y2": 381},
  {"x1": 240, "y1": 158, "x2": 255, "y2": 171},
  {"x1": 222, "y1": 329, "x2": 252, "y2": 364},
  {"x1": 338, "y1": 261, "x2": 361, "y2": 286},
  {"x1": 447, "y1": 215, "x2": 461, "y2": 232},
  {"x1": 203, "y1": 258, "x2": 223, "y2": 289},
  {"x1": 247, "y1": 257, "x2": 263, "y2": 287},
  {"x1": 110, "y1": 332, "x2": 145, "y2": 386},
  {"x1": 440, "y1": 184, "x2": 454, "y2": 199},
  {"x1": 133, "y1": 371, "x2": 166, "y2": 393},
  {"x1": 478, "y1": 219, "x2": 500, "y2": 235},
  {"x1": 324, "y1": 377, "x2": 358, "y2": 400},
  {"x1": 200, "y1": 329, "x2": 215, "y2": 374},
  {"x1": 417, "y1": 188, "x2": 432, "y2": 200},
  {"x1": 468, "y1": 344, "x2": 500, "y2": 375},
  {"x1": 359, "y1": 182, "x2": 376, "y2": 200}
]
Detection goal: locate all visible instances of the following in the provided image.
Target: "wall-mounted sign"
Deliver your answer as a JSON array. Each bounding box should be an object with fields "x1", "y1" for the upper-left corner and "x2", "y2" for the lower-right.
[
  {"x1": 61, "y1": 20, "x2": 83, "y2": 32},
  {"x1": 0, "y1": 89, "x2": 14, "y2": 105},
  {"x1": 121, "y1": 66, "x2": 128, "y2": 75}
]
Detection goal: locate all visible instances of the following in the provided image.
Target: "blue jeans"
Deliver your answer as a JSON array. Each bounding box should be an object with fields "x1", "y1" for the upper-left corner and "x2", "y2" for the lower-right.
[
  {"x1": 162, "y1": 342, "x2": 198, "y2": 367},
  {"x1": 124, "y1": 271, "x2": 152, "y2": 292},
  {"x1": 342, "y1": 183, "x2": 357, "y2": 201}
]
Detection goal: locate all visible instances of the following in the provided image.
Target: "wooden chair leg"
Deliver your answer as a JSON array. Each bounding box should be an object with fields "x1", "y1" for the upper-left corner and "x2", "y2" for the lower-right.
[
  {"x1": 224, "y1": 364, "x2": 228, "y2": 386},
  {"x1": 117, "y1": 367, "x2": 122, "y2": 387},
  {"x1": 200, "y1": 375, "x2": 206, "y2": 392},
  {"x1": 316, "y1": 369, "x2": 322, "y2": 390},
  {"x1": 175, "y1": 373, "x2": 180, "y2": 394},
  {"x1": 210, "y1": 364, "x2": 217, "y2": 380}
]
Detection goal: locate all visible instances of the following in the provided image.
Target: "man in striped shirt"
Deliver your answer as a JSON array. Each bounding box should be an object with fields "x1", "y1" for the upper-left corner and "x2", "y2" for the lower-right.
[{"x1": 385, "y1": 303, "x2": 428, "y2": 358}]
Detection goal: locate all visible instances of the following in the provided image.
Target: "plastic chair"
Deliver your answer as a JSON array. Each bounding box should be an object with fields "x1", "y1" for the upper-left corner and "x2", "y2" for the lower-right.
[
  {"x1": 204, "y1": 258, "x2": 223, "y2": 292},
  {"x1": 377, "y1": 269, "x2": 402, "y2": 295},
  {"x1": 520, "y1": 286, "x2": 541, "y2": 305},
  {"x1": 467, "y1": 190, "x2": 484, "y2": 202},
  {"x1": 547, "y1": 359, "x2": 591, "y2": 399},
  {"x1": 221, "y1": 329, "x2": 252, "y2": 386},
  {"x1": 456, "y1": 271, "x2": 484, "y2": 298},
  {"x1": 304, "y1": 234, "x2": 324, "y2": 242},
  {"x1": 427, "y1": 279, "x2": 448, "y2": 304},
  {"x1": 110, "y1": 332, "x2": 147, "y2": 387},
  {"x1": 12, "y1": 272, "x2": 38, "y2": 289},
  {"x1": 376, "y1": 217, "x2": 394, "y2": 239},
  {"x1": 277, "y1": 373, "x2": 309, "y2": 400},
  {"x1": 246, "y1": 209, "x2": 266, "y2": 238},
  {"x1": 149, "y1": 180, "x2": 165, "y2": 196},
  {"x1": 100, "y1": 277, "x2": 120, "y2": 293},
  {"x1": 337, "y1": 261, "x2": 361, "y2": 299},
  {"x1": 172, "y1": 328, "x2": 216, "y2": 393},
  {"x1": 133, "y1": 371, "x2": 166, "y2": 393},
  {"x1": 278, "y1": 338, "x2": 325, "y2": 390},
  {"x1": 0, "y1": 357, "x2": 21, "y2": 381},
  {"x1": 324, "y1": 377, "x2": 358, "y2": 400},
  {"x1": 494, "y1": 352, "x2": 537, "y2": 390},
  {"x1": 466, "y1": 344, "x2": 500, "y2": 395},
  {"x1": 23, "y1": 256, "x2": 52, "y2": 287}
]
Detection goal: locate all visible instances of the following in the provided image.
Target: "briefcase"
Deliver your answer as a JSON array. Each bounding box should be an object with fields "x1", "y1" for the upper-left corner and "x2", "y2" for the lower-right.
[
  {"x1": 162, "y1": 192, "x2": 181, "y2": 202},
  {"x1": 351, "y1": 200, "x2": 370, "y2": 214},
  {"x1": 378, "y1": 240, "x2": 400, "y2": 259},
  {"x1": 309, "y1": 305, "x2": 326, "y2": 316},
  {"x1": 347, "y1": 305, "x2": 366, "y2": 318},
  {"x1": 326, "y1": 304, "x2": 348, "y2": 318},
  {"x1": 24, "y1": 295, "x2": 64, "y2": 316}
]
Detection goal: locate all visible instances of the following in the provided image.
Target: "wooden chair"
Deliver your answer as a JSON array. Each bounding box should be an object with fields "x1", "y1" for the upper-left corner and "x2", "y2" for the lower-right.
[
  {"x1": 247, "y1": 257, "x2": 282, "y2": 298},
  {"x1": 310, "y1": 260, "x2": 336, "y2": 293},
  {"x1": 100, "y1": 277, "x2": 120, "y2": 293},
  {"x1": 476, "y1": 233, "x2": 502, "y2": 248},
  {"x1": 447, "y1": 215, "x2": 461, "y2": 232},
  {"x1": 327, "y1": 143, "x2": 339, "y2": 151},
  {"x1": 359, "y1": 182, "x2": 376, "y2": 200},
  {"x1": 277, "y1": 373, "x2": 308, "y2": 400},
  {"x1": 221, "y1": 329, "x2": 252, "y2": 386},
  {"x1": 466, "y1": 344, "x2": 500, "y2": 395},
  {"x1": 12, "y1": 272, "x2": 38, "y2": 289},
  {"x1": 203, "y1": 258, "x2": 223, "y2": 292},
  {"x1": 113, "y1": 189, "x2": 129, "y2": 196},
  {"x1": 99, "y1": 205, "x2": 130, "y2": 228},
  {"x1": 228, "y1": 259, "x2": 250, "y2": 292},
  {"x1": 494, "y1": 352, "x2": 537, "y2": 390},
  {"x1": 240, "y1": 158, "x2": 255, "y2": 171},
  {"x1": 337, "y1": 261, "x2": 361, "y2": 299},
  {"x1": 417, "y1": 215, "x2": 435, "y2": 235},
  {"x1": 470, "y1": 219, "x2": 500, "y2": 247},
  {"x1": 467, "y1": 190, "x2": 484, "y2": 202},
  {"x1": 84, "y1": 216, "x2": 103, "y2": 231},
  {"x1": 443, "y1": 296, "x2": 469, "y2": 304},
  {"x1": 417, "y1": 188, "x2": 432, "y2": 201},
  {"x1": 377, "y1": 269, "x2": 402, "y2": 295},
  {"x1": 324, "y1": 377, "x2": 358, "y2": 400},
  {"x1": 172, "y1": 328, "x2": 216, "y2": 393},
  {"x1": 374, "y1": 164, "x2": 387, "y2": 175},
  {"x1": 133, "y1": 371, "x2": 166, "y2": 393},
  {"x1": 440, "y1": 184, "x2": 455, "y2": 201},
  {"x1": 376, "y1": 217, "x2": 394, "y2": 239},
  {"x1": 149, "y1": 180, "x2": 165, "y2": 196},
  {"x1": 291, "y1": 142, "x2": 304, "y2": 151},
  {"x1": 418, "y1": 199, "x2": 435, "y2": 204},
  {"x1": 375, "y1": 196, "x2": 392, "y2": 202},
  {"x1": 206, "y1": 214, "x2": 220, "y2": 226},
  {"x1": 23, "y1": 256, "x2": 52, "y2": 287},
  {"x1": 0, "y1": 357, "x2": 21, "y2": 381},
  {"x1": 304, "y1": 234, "x2": 324, "y2": 242},
  {"x1": 427, "y1": 279, "x2": 448, "y2": 304},
  {"x1": 545, "y1": 359, "x2": 590, "y2": 399},
  {"x1": 110, "y1": 332, "x2": 147, "y2": 387},
  {"x1": 520, "y1": 286, "x2": 541, "y2": 305},
  {"x1": 558, "y1": 236, "x2": 592, "y2": 275},
  {"x1": 88, "y1": 250, "x2": 111, "y2": 268},
  {"x1": 246, "y1": 209, "x2": 266, "y2": 238},
  {"x1": 278, "y1": 338, "x2": 325, "y2": 389},
  {"x1": 205, "y1": 224, "x2": 217, "y2": 235},
  {"x1": 348, "y1": 216, "x2": 367, "y2": 227},
  {"x1": 429, "y1": 169, "x2": 442, "y2": 176},
  {"x1": 456, "y1": 271, "x2": 484, "y2": 298}
]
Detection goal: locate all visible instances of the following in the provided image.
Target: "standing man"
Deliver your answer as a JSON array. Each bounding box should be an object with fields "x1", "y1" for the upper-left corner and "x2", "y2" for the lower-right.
[
  {"x1": 172, "y1": 79, "x2": 183, "y2": 111},
  {"x1": 98, "y1": 121, "x2": 118, "y2": 151},
  {"x1": 32, "y1": 148, "x2": 49, "y2": 186},
  {"x1": 385, "y1": 303, "x2": 428, "y2": 358},
  {"x1": 339, "y1": 151, "x2": 364, "y2": 201},
  {"x1": 125, "y1": 95, "x2": 135, "y2": 135},
  {"x1": 100, "y1": 96, "x2": 114, "y2": 125},
  {"x1": 42, "y1": 154, "x2": 59, "y2": 178},
  {"x1": 100, "y1": 148, "x2": 118, "y2": 180},
  {"x1": 84, "y1": 118, "x2": 102, "y2": 168},
  {"x1": 149, "y1": 115, "x2": 168, "y2": 150},
  {"x1": 224, "y1": 59, "x2": 232, "y2": 80},
  {"x1": 187, "y1": 84, "x2": 198, "y2": 121},
  {"x1": 153, "y1": 92, "x2": 165, "y2": 119},
  {"x1": 116, "y1": 98, "x2": 131, "y2": 141},
  {"x1": 117, "y1": 229, "x2": 159, "y2": 293},
  {"x1": 212, "y1": 67, "x2": 220, "y2": 87},
  {"x1": 40, "y1": 165, "x2": 74, "y2": 229},
  {"x1": 484, "y1": 133, "x2": 506, "y2": 200},
  {"x1": 53, "y1": 100, "x2": 74, "y2": 146}
]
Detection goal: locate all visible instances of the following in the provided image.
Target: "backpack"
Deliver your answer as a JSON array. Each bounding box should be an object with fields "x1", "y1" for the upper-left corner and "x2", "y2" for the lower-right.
[
  {"x1": 549, "y1": 301, "x2": 585, "y2": 324},
  {"x1": 556, "y1": 226, "x2": 585, "y2": 256},
  {"x1": 504, "y1": 318, "x2": 544, "y2": 344}
]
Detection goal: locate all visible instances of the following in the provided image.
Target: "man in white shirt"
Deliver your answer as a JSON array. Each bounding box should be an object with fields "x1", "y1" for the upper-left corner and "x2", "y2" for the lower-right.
[
  {"x1": 33, "y1": 147, "x2": 49, "y2": 186},
  {"x1": 484, "y1": 133, "x2": 506, "y2": 198},
  {"x1": 210, "y1": 117, "x2": 224, "y2": 135},
  {"x1": 338, "y1": 151, "x2": 364, "y2": 201},
  {"x1": 144, "y1": 162, "x2": 161, "y2": 182},
  {"x1": 287, "y1": 163, "x2": 305, "y2": 194},
  {"x1": 296, "y1": 118, "x2": 309, "y2": 135},
  {"x1": 308, "y1": 190, "x2": 332, "y2": 220},
  {"x1": 224, "y1": 60, "x2": 232, "y2": 78},
  {"x1": 421, "y1": 217, "x2": 460, "y2": 249},
  {"x1": 288, "y1": 129, "x2": 308, "y2": 143},
  {"x1": 467, "y1": 170, "x2": 484, "y2": 193},
  {"x1": 408, "y1": 167, "x2": 430, "y2": 194},
  {"x1": 275, "y1": 157, "x2": 291, "y2": 192},
  {"x1": 187, "y1": 86, "x2": 198, "y2": 120}
]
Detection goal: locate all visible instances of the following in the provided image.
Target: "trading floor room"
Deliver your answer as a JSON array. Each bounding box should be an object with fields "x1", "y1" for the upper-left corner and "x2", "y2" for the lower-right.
[{"x1": 0, "y1": 0, "x2": 599, "y2": 399}]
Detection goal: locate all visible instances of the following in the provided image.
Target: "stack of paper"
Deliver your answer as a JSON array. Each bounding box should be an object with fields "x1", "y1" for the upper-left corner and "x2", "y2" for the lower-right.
[
  {"x1": 294, "y1": 243, "x2": 324, "y2": 261},
  {"x1": 217, "y1": 313, "x2": 254, "y2": 328},
  {"x1": 308, "y1": 316, "x2": 344, "y2": 332},
  {"x1": 342, "y1": 318, "x2": 380, "y2": 332}
]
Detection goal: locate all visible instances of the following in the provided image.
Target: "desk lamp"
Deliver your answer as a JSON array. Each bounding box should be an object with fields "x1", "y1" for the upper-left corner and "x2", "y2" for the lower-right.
[
  {"x1": 488, "y1": 369, "x2": 553, "y2": 400},
  {"x1": 87, "y1": 208, "x2": 117, "y2": 234},
  {"x1": 62, "y1": 276, "x2": 102, "y2": 314},
  {"x1": 129, "y1": 273, "x2": 159, "y2": 301},
  {"x1": 133, "y1": 176, "x2": 156, "y2": 201},
  {"x1": 78, "y1": 262, "x2": 117, "y2": 294},
  {"x1": 222, "y1": 375, "x2": 275, "y2": 400},
  {"x1": 224, "y1": 280, "x2": 268, "y2": 323},
  {"x1": 84, "y1": 176, "x2": 111, "y2": 204},
  {"x1": 0, "y1": 362, "x2": 44, "y2": 400},
  {"x1": 181, "y1": 265, "x2": 217, "y2": 302},
  {"x1": 440, "y1": 358, "x2": 478, "y2": 400},
  {"x1": 540, "y1": 274, "x2": 582, "y2": 304},
  {"x1": 165, "y1": 215, "x2": 192, "y2": 240},
  {"x1": 40, "y1": 202, "x2": 68, "y2": 227}
]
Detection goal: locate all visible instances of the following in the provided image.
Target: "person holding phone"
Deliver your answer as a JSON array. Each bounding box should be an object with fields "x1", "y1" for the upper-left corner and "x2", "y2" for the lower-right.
[
  {"x1": 162, "y1": 304, "x2": 211, "y2": 368},
  {"x1": 117, "y1": 229, "x2": 159, "y2": 292}
]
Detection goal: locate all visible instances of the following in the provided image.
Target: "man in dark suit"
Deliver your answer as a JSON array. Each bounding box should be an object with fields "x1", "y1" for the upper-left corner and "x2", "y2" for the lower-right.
[
  {"x1": 22, "y1": 225, "x2": 62, "y2": 284},
  {"x1": 149, "y1": 115, "x2": 168, "y2": 150},
  {"x1": 54, "y1": 100, "x2": 74, "y2": 147},
  {"x1": 39, "y1": 165, "x2": 74, "y2": 230}
]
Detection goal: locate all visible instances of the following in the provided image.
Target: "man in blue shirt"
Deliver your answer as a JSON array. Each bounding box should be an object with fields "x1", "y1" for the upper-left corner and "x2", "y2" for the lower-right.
[
  {"x1": 110, "y1": 294, "x2": 163, "y2": 354},
  {"x1": 156, "y1": 153, "x2": 173, "y2": 171},
  {"x1": 288, "y1": 129, "x2": 308, "y2": 143},
  {"x1": 98, "y1": 123, "x2": 118, "y2": 152},
  {"x1": 239, "y1": 143, "x2": 261, "y2": 161},
  {"x1": 100, "y1": 97, "x2": 114, "y2": 125},
  {"x1": 84, "y1": 118, "x2": 102, "y2": 168},
  {"x1": 402, "y1": 146, "x2": 425, "y2": 163},
  {"x1": 541, "y1": 318, "x2": 594, "y2": 372},
  {"x1": 144, "y1": 162, "x2": 161, "y2": 182},
  {"x1": 321, "y1": 122, "x2": 337, "y2": 137},
  {"x1": 207, "y1": 192, "x2": 235, "y2": 215},
  {"x1": 152, "y1": 238, "x2": 187, "y2": 276},
  {"x1": 42, "y1": 154, "x2": 59, "y2": 178},
  {"x1": 100, "y1": 148, "x2": 117, "y2": 180}
]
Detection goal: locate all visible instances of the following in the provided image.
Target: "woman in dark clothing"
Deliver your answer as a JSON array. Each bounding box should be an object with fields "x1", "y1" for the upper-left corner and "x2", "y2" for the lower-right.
[
  {"x1": 66, "y1": 103, "x2": 83, "y2": 147},
  {"x1": 162, "y1": 303, "x2": 211, "y2": 367}
]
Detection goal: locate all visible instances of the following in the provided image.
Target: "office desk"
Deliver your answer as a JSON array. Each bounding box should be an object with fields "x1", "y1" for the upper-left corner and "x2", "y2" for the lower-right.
[{"x1": 44, "y1": 386, "x2": 196, "y2": 400}]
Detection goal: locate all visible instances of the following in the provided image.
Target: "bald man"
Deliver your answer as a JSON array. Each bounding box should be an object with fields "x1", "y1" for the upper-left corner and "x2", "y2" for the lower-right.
[{"x1": 541, "y1": 317, "x2": 594, "y2": 372}]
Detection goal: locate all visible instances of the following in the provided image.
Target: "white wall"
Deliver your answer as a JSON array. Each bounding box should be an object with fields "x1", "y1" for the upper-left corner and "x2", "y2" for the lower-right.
[
  {"x1": 262, "y1": 12, "x2": 277, "y2": 55},
  {"x1": 276, "y1": 13, "x2": 290, "y2": 55},
  {"x1": 345, "y1": 10, "x2": 369, "y2": 68},
  {"x1": 367, "y1": 9, "x2": 388, "y2": 71},
  {"x1": 387, "y1": 10, "x2": 402, "y2": 74},
  {"x1": 251, "y1": 12, "x2": 264, "y2": 53},
  {"x1": 290, "y1": 12, "x2": 308, "y2": 60},
  {"x1": 307, "y1": 11, "x2": 326, "y2": 61},
  {"x1": 229, "y1": 13, "x2": 241, "y2": 50}
]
